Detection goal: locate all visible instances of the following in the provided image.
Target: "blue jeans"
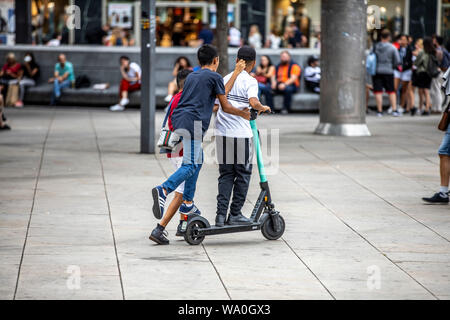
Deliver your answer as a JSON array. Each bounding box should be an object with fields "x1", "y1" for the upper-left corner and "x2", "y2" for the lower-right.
[
  {"x1": 258, "y1": 83, "x2": 274, "y2": 109},
  {"x1": 276, "y1": 84, "x2": 298, "y2": 112},
  {"x1": 51, "y1": 79, "x2": 71, "y2": 104},
  {"x1": 438, "y1": 126, "x2": 450, "y2": 156},
  {"x1": 162, "y1": 140, "x2": 203, "y2": 201}
]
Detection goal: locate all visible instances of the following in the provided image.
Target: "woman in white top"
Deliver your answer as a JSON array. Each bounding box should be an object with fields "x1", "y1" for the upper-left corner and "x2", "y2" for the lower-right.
[{"x1": 248, "y1": 25, "x2": 262, "y2": 49}]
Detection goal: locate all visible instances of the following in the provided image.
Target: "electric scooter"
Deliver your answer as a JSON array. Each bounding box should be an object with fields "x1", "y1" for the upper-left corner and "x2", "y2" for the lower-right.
[{"x1": 180, "y1": 109, "x2": 285, "y2": 245}]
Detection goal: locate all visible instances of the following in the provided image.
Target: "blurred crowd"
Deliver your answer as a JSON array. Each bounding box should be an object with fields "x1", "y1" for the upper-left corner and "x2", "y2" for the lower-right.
[{"x1": 367, "y1": 29, "x2": 449, "y2": 117}]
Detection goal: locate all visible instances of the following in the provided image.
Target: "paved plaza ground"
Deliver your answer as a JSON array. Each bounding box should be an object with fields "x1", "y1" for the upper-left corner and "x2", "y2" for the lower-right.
[{"x1": 0, "y1": 107, "x2": 449, "y2": 300}]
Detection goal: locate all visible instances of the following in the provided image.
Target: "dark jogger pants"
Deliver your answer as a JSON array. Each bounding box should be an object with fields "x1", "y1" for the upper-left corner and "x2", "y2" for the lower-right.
[{"x1": 216, "y1": 136, "x2": 253, "y2": 217}]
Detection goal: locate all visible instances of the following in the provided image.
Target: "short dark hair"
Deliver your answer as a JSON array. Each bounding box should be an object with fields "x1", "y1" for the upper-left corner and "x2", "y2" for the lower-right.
[
  {"x1": 307, "y1": 55, "x2": 319, "y2": 66},
  {"x1": 119, "y1": 55, "x2": 130, "y2": 62},
  {"x1": 197, "y1": 44, "x2": 218, "y2": 66},
  {"x1": 380, "y1": 29, "x2": 391, "y2": 40},
  {"x1": 237, "y1": 46, "x2": 256, "y2": 62},
  {"x1": 176, "y1": 69, "x2": 192, "y2": 89}
]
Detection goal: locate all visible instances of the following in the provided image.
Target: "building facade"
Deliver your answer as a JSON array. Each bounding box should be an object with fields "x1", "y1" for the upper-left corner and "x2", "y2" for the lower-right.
[{"x1": 2, "y1": 0, "x2": 448, "y2": 47}]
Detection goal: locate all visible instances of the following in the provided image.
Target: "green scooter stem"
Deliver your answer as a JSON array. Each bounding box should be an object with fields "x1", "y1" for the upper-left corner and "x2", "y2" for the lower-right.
[{"x1": 250, "y1": 119, "x2": 267, "y2": 183}]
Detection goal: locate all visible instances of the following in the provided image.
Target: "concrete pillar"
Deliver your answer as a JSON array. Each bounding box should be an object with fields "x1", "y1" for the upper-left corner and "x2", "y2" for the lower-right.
[
  {"x1": 315, "y1": 0, "x2": 370, "y2": 136},
  {"x1": 140, "y1": 0, "x2": 156, "y2": 154}
]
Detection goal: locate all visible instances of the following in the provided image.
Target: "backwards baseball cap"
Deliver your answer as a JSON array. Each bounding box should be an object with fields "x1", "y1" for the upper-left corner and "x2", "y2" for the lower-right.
[{"x1": 237, "y1": 45, "x2": 256, "y2": 61}]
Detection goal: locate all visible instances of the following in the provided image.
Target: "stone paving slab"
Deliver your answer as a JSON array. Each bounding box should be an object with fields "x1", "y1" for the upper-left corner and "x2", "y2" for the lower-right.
[{"x1": 0, "y1": 107, "x2": 449, "y2": 300}]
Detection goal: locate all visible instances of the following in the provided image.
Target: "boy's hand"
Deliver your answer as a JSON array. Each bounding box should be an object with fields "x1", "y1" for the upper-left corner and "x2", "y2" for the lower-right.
[
  {"x1": 235, "y1": 59, "x2": 246, "y2": 74},
  {"x1": 259, "y1": 105, "x2": 271, "y2": 115},
  {"x1": 240, "y1": 108, "x2": 251, "y2": 121}
]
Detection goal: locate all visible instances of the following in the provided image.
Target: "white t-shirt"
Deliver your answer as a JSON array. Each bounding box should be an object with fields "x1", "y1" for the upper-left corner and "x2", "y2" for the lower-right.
[
  {"x1": 229, "y1": 27, "x2": 241, "y2": 46},
  {"x1": 215, "y1": 71, "x2": 258, "y2": 138},
  {"x1": 304, "y1": 66, "x2": 321, "y2": 83},
  {"x1": 269, "y1": 34, "x2": 281, "y2": 49},
  {"x1": 128, "y1": 62, "x2": 142, "y2": 85}
]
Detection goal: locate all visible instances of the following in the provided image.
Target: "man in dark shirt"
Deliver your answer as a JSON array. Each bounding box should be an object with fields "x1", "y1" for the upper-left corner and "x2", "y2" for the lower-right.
[
  {"x1": 199, "y1": 23, "x2": 214, "y2": 45},
  {"x1": 151, "y1": 45, "x2": 250, "y2": 241}
]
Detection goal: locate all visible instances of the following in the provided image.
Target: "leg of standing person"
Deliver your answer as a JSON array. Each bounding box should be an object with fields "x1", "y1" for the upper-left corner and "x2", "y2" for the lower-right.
[
  {"x1": 227, "y1": 137, "x2": 252, "y2": 225},
  {"x1": 375, "y1": 92, "x2": 383, "y2": 115},
  {"x1": 424, "y1": 88, "x2": 431, "y2": 114},
  {"x1": 216, "y1": 163, "x2": 235, "y2": 225},
  {"x1": 418, "y1": 88, "x2": 425, "y2": 114},
  {"x1": 439, "y1": 155, "x2": 450, "y2": 193},
  {"x1": 215, "y1": 136, "x2": 235, "y2": 226},
  {"x1": 423, "y1": 130, "x2": 450, "y2": 204},
  {"x1": 430, "y1": 73, "x2": 443, "y2": 112}
]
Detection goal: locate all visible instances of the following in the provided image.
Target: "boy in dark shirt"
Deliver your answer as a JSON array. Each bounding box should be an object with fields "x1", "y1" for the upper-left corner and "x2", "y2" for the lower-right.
[{"x1": 151, "y1": 45, "x2": 249, "y2": 243}]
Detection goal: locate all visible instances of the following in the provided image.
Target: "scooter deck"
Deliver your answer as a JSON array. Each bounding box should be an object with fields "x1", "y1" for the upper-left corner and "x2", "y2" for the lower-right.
[{"x1": 197, "y1": 223, "x2": 261, "y2": 236}]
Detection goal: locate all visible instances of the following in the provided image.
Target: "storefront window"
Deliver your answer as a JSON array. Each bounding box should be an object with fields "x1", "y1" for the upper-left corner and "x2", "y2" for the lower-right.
[
  {"x1": 0, "y1": 0, "x2": 15, "y2": 45},
  {"x1": 30, "y1": 0, "x2": 70, "y2": 45},
  {"x1": 270, "y1": 0, "x2": 315, "y2": 48}
]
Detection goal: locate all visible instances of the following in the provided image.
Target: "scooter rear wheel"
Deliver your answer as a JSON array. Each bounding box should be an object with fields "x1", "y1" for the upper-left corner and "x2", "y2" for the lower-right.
[
  {"x1": 261, "y1": 215, "x2": 285, "y2": 240},
  {"x1": 184, "y1": 220, "x2": 206, "y2": 245}
]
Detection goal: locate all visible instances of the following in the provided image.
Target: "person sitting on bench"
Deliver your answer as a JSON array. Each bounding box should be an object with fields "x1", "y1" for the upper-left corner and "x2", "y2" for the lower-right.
[{"x1": 271, "y1": 50, "x2": 301, "y2": 114}]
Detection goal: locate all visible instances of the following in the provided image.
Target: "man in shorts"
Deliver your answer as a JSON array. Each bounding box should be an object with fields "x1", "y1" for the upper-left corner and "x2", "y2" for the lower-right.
[{"x1": 373, "y1": 29, "x2": 401, "y2": 117}]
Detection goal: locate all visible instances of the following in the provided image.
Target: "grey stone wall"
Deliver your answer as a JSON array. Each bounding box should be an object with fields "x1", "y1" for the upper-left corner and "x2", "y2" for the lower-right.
[{"x1": 0, "y1": 46, "x2": 320, "y2": 92}]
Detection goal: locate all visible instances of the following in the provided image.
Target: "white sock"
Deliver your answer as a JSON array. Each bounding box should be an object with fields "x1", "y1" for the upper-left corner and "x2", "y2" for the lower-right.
[
  {"x1": 439, "y1": 186, "x2": 449, "y2": 196},
  {"x1": 184, "y1": 202, "x2": 193, "y2": 207}
]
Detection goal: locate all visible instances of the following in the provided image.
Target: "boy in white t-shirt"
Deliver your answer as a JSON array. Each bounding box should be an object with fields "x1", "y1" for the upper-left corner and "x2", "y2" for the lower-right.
[{"x1": 214, "y1": 46, "x2": 271, "y2": 227}]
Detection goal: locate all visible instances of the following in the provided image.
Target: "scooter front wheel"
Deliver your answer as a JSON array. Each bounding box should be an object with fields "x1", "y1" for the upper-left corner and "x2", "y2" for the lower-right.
[
  {"x1": 261, "y1": 215, "x2": 285, "y2": 240},
  {"x1": 184, "y1": 220, "x2": 206, "y2": 245}
]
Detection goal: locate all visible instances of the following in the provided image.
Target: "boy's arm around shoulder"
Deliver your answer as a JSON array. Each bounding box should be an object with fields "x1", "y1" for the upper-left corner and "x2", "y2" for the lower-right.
[{"x1": 217, "y1": 94, "x2": 251, "y2": 120}]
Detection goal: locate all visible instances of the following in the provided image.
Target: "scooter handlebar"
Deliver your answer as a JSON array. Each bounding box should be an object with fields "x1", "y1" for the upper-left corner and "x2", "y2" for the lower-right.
[{"x1": 250, "y1": 108, "x2": 273, "y2": 121}]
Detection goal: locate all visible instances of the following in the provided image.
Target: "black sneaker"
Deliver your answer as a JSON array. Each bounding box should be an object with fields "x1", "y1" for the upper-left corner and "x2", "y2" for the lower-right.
[
  {"x1": 422, "y1": 110, "x2": 430, "y2": 116},
  {"x1": 149, "y1": 227, "x2": 170, "y2": 245},
  {"x1": 410, "y1": 107, "x2": 417, "y2": 116},
  {"x1": 0, "y1": 124, "x2": 11, "y2": 131},
  {"x1": 175, "y1": 220, "x2": 187, "y2": 237},
  {"x1": 422, "y1": 193, "x2": 449, "y2": 204},
  {"x1": 227, "y1": 214, "x2": 252, "y2": 225},
  {"x1": 215, "y1": 215, "x2": 226, "y2": 227}
]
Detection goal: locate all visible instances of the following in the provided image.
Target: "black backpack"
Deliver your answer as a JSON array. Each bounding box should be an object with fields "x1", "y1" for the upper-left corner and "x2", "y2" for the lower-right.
[
  {"x1": 75, "y1": 75, "x2": 91, "y2": 89},
  {"x1": 427, "y1": 54, "x2": 440, "y2": 78}
]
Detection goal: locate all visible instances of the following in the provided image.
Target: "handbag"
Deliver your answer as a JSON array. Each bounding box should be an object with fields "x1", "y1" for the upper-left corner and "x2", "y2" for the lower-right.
[
  {"x1": 366, "y1": 43, "x2": 377, "y2": 76},
  {"x1": 5, "y1": 83, "x2": 19, "y2": 106},
  {"x1": 157, "y1": 99, "x2": 181, "y2": 150},
  {"x1": 438, "y1": 105, "x2": 450, "y2": 132},
  {"x1": 255, "y1": 75, "x2": 267, "y2": 84}
]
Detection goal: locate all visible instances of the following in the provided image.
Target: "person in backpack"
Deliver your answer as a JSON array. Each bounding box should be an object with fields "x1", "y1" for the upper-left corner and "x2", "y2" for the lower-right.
[
  {"x1": 372, "y1": 29, "x2": 401, "y2": 117},
  {"x1": 272, "y1": 50, "x2": 301, "y2": 114},
  {"x1": 414, "y1": 37, "x2": 438, "y2": 116}
]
